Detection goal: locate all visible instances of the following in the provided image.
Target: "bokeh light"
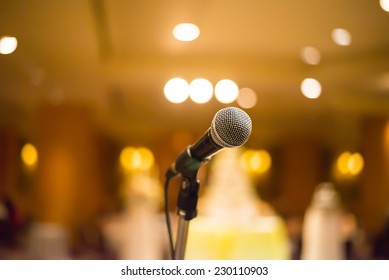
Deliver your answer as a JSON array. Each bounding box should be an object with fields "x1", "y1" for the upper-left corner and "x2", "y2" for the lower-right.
[
  {"x1": 240, "y1": 149, "x2": 272, "y2": 174},
  {"x1": 348, "y1": 153, "x2": 364, "y2": 176},
  {"x1": 237, "y1": 88, "x2": 257, "y2": 109},
  {"x1": 172, "y1": 23, "x2": 200, "y2": 42},
  {"x1": 215, "y1": 79, "x2": 239, "y2": 104},
  {"x1": 380, "y1": 0, "x2": 389, "y2": 12},
  {"x1": 189, "y1": 78, "x2": 213, "y2": 104},
  {"x1": 301, "y1": 78, "x2": 322, "y2": 99},
  {"x1": 164, "y1": 77, "x2": 189, "y2": 103},
  {"x1": 300, "y1": 46, "x2": 321, "y2": 65},
  {"x1": 0, "y1": 36, "x2": 18, "y2": 55},
  {"x1": 120, "y1": 146, "x2": 155, "y2": 172},
  {"x1": 337, "y1": 151, "x2": 352, "y2": 175},
  {"x1": 336, "y1": 151, "x2": 364, "y2": 177},
  {"x1": 331, "y1": 28, "x2": 352, "y2": 46},
  {"x1": 21, "y1": 143, "x2": 38, "y2": 168}
]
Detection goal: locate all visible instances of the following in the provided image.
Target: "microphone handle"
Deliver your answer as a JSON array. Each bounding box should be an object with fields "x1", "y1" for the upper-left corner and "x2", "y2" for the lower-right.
[
  {"x1": 171, "y1": 129, "x2": 222, "y2": 179},
  {"x1": 190, "y1": 128, "x2": 222, "y2": 160}
]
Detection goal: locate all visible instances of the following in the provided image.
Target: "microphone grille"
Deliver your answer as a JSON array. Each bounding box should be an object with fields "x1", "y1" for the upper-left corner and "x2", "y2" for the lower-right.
[{"x1": 210, "y1": 107, "x2": 252, "y2": 148}]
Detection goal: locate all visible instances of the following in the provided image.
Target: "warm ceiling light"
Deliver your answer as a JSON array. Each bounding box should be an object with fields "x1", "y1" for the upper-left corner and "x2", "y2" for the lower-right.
[
  {"x1": 331, "y1": 28, "x2": 352, "y2": 46},
  {"x1": 0, "y1": 36, "x2": 18, "y2": 54},
  {"x1": 172, "y1": 23, "x2": 200, "y2": 42},
  {"x1": 237, "y1": 88, "x2": 257, "y2": 109},
  {"x1": 300, "y1": 46, "x2": 321, "y2": 65},
  {"x1": 215, "y1": 79, "x2": 239, "y2": 104},
  {"x1": 301, "y1": 78, "x2": 322, "y2": 99},
  {"x1": 164, "y1": 77, "x2": 189, "y2": 103},
  {"x1": 380, "y1": 0, "x2": 389, "y2": 12},
  {"x1": 189, "y1": 78, "x2": 213, "y2": 104}
]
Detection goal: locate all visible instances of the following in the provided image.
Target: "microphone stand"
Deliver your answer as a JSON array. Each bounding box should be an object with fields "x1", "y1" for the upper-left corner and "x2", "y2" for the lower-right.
[
  {"x1": 169, "y1": 147, "x2": 204, "y2": 260},
  {"x1": 174, "y1": 176, "x2": 200, "y2": 259}
]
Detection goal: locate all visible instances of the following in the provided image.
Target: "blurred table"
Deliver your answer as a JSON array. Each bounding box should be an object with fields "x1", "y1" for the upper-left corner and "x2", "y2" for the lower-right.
[{"x1": 185, "y1": 216, "x2": 290, "y2": 260}]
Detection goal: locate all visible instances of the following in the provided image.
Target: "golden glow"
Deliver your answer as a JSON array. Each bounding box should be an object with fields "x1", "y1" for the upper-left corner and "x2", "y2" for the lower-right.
[
  {"x1": 336, "y1": 151, "x2": 364, "y2": 177},
  {"x1": 0, "y1": 36, "x2": 17, "y2": 55},
  {"x1": 348, "y1": 153, "x2": 364, "y2": 175},
  {"x1": 189, "y1": 78, "x2": 213, "y2": 104},
  {"x1": 337, "y1": 151, "x2": 352, "y2": 175},
  {"x1": 137, "y1": 147, "x2": 155, "y2": 171},
  {"x1": 164, "y1": 78, "x2": 189, "y2": 103},
  {"x1": 300, "y1": 46, "x2": 321, "y2": 65},
  {"x1": 215, "y1": 79, "x2": 239, "y2": 104},
  {"x1": 120, "y1": 147, "x2": 137, "y2": 170},
  {"x1": 332, "y1": 28, "x2": 352, "y2": 46},
  {"x1": 172, "y1": 23, "x2": 200, "y2": 42},
  {"x1": 301, "y1": 78, "x2": 322, "y2": 99},
  {"x1": 380, "y1": 0, "x2": 389, "y2": 12},
  {"x1": 240, "y1": 149, "x2": 271, "y2": 174},
  {"x1": 21, "y1": 143, "x2": 38, "y2": 167},
  {"x1": 120, "y1": 146, "x2": 154, "y2": 172},
  {"x1": 251, "y1": 150, "x2": 272, "y2": 174},
  {"x1": 237, "y1": 88, "x2": 257, "y2": 109}
]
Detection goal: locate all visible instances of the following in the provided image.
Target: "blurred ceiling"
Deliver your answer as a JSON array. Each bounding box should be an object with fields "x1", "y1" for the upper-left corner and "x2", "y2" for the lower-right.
[{"x1": 1, "y1": 0, "x2": 389, "y2": 148}]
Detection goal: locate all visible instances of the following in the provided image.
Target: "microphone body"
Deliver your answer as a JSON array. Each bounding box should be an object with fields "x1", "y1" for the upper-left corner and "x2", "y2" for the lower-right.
[{"x1": 169, "y1": 107, "x2": 252, "y2": 178}]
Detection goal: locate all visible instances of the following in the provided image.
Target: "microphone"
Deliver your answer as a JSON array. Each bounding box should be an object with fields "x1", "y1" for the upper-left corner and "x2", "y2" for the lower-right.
[{"x1": 169, "y1": 107, "x2": 252, "y2": 178}]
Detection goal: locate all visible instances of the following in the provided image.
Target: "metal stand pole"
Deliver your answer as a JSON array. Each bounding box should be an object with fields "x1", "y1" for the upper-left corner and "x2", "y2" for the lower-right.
[{"x1": 173, "y1": 211, "x2": 190, "y2": 260}]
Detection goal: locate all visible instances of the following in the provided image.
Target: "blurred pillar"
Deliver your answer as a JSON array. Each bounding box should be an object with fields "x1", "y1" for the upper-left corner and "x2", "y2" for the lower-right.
[
  {"x1": 0, "y1": 128, "x2": 23, "y2": 250},
  {"x1": 272, "y1": 137, "x2": 325, "y2": 217},
  {"x1": 0, "y1": 128, "x2": 18, "y2": 201},
  {"x1": 32, "y1": 105, "x2": 109, "y2": 257},
  {"x1": 358, "y1": 117, "x2": 389, "y2": 237}
]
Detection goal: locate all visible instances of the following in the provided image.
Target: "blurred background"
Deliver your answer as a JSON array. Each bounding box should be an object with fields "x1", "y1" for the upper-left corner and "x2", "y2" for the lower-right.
[{"x1": 1, "y1": 0, "x2": 389, "y2": 260}]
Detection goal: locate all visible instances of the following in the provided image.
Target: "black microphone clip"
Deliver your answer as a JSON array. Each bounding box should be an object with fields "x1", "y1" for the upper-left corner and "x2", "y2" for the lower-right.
[{"x1": 168, "y1": 146, "x2": 209, "y2": 180}]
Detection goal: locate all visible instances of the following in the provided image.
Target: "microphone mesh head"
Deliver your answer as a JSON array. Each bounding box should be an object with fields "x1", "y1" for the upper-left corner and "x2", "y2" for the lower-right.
[{"x1": 210, "y1": 107, "x2": 252, "y2": 148}]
